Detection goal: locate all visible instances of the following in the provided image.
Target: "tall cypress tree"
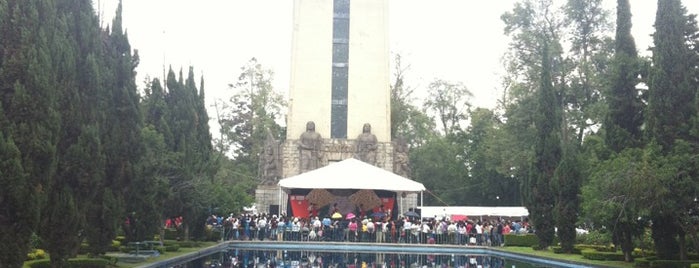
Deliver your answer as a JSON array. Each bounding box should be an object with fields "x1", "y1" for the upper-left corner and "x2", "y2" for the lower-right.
[
  {"x1": 605, "y1": 0, "x2": 643, "y2": 152},
  {"x1": 0, "y1": 0, "x2": 60, "y2": 265},
  {"x1": 100, "y1": 0, "x2": 143, "y2": 244},
  {"x1": 646, "y1": 0, "x2": 698, "y2": 259},
  {"x1": 159, "y1": 67, "x2": 214, "y2": 240},
  {"x1": 648, "y1": 0, "x2": 695, "y2": 151},
  {"x1": 552, "y1": 143, "x2": 582, "y2": 253},
  {"x1": 0, "y1": 108, "x2": 35, "y2": 268},
  {"x1": 598, "y1": 0, "x2": 645, "y2": 261},
  {"x1": 40, "y1": 0, "x2": 110, "y2": 263},
  {"x1": 528, "y1": 40, "x2": 561, "y2": 249}
]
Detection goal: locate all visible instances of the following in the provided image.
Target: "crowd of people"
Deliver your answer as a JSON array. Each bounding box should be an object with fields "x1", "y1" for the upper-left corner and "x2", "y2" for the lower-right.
[{"x1": 204, "y1": 212, "x2": 531, "y2": 246}]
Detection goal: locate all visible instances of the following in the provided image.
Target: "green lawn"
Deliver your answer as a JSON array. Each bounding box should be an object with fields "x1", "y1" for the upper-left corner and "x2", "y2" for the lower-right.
[
  {"x1": 499, "y1": 246, "x2": 635, "y2": 268},
  {"x1": 114, "y1": 241, "x2": 218, "y2": 268}
]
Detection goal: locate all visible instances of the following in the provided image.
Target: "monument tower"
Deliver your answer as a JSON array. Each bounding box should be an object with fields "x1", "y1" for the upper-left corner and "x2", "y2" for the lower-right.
[{"x1": 255, "y1": 0, "x2": 416, "y2": 214}]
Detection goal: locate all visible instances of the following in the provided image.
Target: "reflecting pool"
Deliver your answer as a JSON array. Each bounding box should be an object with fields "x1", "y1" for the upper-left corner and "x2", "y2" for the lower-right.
[
  {"x1": 179, "y1": 249, "x2": 572, "y2": 268},
  {"x1": 153, "y1": 242, "x2": 593, "y2": 268}
]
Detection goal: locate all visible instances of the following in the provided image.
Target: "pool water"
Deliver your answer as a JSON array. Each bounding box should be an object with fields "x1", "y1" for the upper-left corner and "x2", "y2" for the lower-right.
[{"x1": 196, "y1": 249, "x2": 555, "y2": 268}]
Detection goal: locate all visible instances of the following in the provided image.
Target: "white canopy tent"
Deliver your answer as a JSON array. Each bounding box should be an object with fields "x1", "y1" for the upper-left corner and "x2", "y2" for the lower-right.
[
  {"x1": 278, "y1": 158, "x2": 426, "y2": 192},
  {"x1": 277, "y1": 158, "x2": 426, "y2": 214},
  {"x1": 419, "y1": 206, "x2": 529, "y2": 220}
]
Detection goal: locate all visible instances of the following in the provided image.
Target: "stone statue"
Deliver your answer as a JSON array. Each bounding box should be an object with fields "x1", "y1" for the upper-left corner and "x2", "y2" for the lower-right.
[
  {"x1": 355, "y1": 123, "x2": 378, "y2": 165},
  {"x1": 298, "y1": 121, "x2": 323, "y2": 172},
  {"x1": 260, "y1": 130, "x2": 281, "y2": 184},
  {"x1": 393, "y1": 136, "x2": 411, "y2": 178}
]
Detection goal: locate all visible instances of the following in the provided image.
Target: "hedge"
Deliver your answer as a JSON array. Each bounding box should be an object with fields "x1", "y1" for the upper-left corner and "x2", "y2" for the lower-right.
[
  {"x1": 503, "y1": 234, "x2": 539, "y2": 247},
  {"x1": 581, "y1": 249, "x2": 625, "y2": 261},
  {"x1": 646, "y1": 260, "x2": 696, "y2": 268},
  {"x1": 25, "y1": 258, "x2": 110, "y2": 268},
  {"x1": 552, "y1": 246, "x2": 582, "y2": 254},
  {"x1": 163, "y1": 228, "x2": 182, "y2": 240},
  {"x1": 155, "y1": 244, "x2": 180, "y2": 254}
]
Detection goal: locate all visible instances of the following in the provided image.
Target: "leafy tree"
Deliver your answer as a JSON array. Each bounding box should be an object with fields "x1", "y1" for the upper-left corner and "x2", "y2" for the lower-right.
[
  {"x1": 463, "y1": 108, "x2": 521, "y2": 206},
  {"x1": 217, "y1": 58, "x2": 285, "y2": 185},
  {"x1": 390, "y1": 54, "x2": 437, "y2": 147},
  {"x1": 563, "y1": 0, "x2": 613, "y2": 144},
  {"x1": 410, "y1": 135, "x2": 467, "y2": 205},
  {"x1": 423, "y1": 79, "x2": 472, "y2": 136},
  {"x1": 582, "y1": 147, "x2": 648, "y2": 262}
]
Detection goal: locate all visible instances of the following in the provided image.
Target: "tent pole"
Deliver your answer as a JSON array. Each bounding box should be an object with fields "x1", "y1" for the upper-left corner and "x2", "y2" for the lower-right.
[{"x1": 420, "y1": 191, "x2": 423, "y2": 208}]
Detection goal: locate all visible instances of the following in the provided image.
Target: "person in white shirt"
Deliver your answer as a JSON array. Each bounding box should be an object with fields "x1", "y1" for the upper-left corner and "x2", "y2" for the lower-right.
[
  {"x1": 475, "y1": 222, "x2": 483, "y2": 245},
  {"x1": 257, "y1": 217, "x2": 268, "y2": 240},
  {"x1": 402, "y1": 220, "x2": 412, "y2": 243}
]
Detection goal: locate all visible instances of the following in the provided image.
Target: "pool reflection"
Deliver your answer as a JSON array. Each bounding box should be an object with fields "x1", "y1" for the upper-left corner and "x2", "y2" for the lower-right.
[{"x1": 201, "y1": 249, "x2": 550, "y2": 268}]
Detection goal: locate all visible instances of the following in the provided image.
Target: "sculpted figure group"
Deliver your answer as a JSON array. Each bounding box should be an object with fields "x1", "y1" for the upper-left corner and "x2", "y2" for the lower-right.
[{"x1": 296, "y1": 121, "x2": 409, "y2": 175}]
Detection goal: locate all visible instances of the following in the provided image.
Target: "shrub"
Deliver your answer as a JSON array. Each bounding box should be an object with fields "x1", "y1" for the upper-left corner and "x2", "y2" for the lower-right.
[
  {"x1": 26, "y1": 249, "x2": 47, "y2": 261},
  {"x1": 576, "y1": 229, "x2": 612, "y2": 245},
  {"x1": 690, "y1": 263, "x2": 699, "y2": 268},
  {"x1": 163, "y1": 228, "x2": 182, "y2": 240},
  {"x1": 504, "y1": 234, "x2": 538, "y2": 247},
  {"x1": 110, "y1": 240, "x2": 121, "y2": 252},
  {"x1": 165, "y1": 244, "x2": 180, "y2": 252},
  {"x1": 114, "y1": 236, "x2": 126, "y2": 243}
]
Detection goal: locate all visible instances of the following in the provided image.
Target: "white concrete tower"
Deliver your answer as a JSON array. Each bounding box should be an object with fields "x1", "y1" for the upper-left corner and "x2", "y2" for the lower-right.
[{"x1": 286, "y1": 0, "x2": 391, "y2": 142}]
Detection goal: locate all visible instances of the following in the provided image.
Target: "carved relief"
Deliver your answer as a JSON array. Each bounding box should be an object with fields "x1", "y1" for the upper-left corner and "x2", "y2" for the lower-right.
[
  {"x1": 393, "y1": 136, "x2": 411, "y2": 178},
  {"x1": 260, "y1": 131, "x2": 281, "y2": 185}
]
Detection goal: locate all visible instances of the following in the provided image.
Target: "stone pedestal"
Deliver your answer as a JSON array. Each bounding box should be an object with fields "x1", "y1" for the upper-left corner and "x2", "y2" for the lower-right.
[{"x1": 254, "y1": 184, "x2": 286, "y2": 215}]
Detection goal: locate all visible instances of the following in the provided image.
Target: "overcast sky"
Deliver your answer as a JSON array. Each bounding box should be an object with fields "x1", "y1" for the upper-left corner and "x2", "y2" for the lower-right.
[{"x1": 97, "y1": 1, "x2": 699, "y2": 122}]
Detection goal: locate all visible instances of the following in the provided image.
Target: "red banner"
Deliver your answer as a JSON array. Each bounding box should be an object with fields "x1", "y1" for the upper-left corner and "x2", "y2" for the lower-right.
[
  {"x1": 371, "y1": 197, "x2": 395, "y2": 218},
  {"x1": 289, "y1": 195, "x2": 310, "y2": 219}
]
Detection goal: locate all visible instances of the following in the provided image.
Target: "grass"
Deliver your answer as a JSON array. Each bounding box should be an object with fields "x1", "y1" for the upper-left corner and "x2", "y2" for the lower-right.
[
  {"x1": 114, "y1": 241, "x2": 218, "y2": 268},
  {"x1": 499, "y1": 246, "x2": 635, "y2": 268}
]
